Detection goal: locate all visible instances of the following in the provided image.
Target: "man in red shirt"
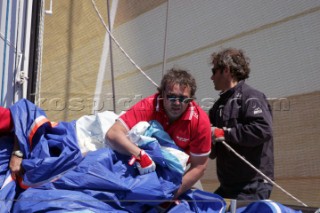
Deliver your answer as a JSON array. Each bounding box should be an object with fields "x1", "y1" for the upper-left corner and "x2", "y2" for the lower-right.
[{"x1": 106, "y1": 68, "x2": 211, "y2": 199}]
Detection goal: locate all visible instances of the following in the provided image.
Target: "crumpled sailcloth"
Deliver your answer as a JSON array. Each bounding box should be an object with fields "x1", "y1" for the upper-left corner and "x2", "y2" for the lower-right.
[{"x1": 0, "y1": 99, "x2": 302, "y2": 213}]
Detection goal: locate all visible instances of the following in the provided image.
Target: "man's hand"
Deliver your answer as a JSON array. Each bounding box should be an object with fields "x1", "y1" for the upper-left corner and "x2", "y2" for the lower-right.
[
  {"x1": 9, "y1": 154, "x2": 24, "y2": 180},
  {"x1": 129, "y1": 150, "x2": 156, "y2": 175},
  {"x1": 211, "y1": 127, "x2": 225, "y2": 143}
]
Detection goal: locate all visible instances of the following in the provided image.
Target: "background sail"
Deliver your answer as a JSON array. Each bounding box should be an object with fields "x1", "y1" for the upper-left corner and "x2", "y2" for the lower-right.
[{"x1": 2, "y1": 0, "x2": 319, "y2": 208}]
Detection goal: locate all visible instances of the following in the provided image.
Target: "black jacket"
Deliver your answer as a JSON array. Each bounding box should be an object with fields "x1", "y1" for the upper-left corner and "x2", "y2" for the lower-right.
[{"x1": 209, "y1": 81, "x2": 274, "y2": 186}]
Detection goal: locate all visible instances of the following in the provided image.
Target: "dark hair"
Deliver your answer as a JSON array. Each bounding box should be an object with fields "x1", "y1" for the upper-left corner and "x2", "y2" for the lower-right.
[
  {"x1": 211, "y1": 48, "x2": 250, "y2": 81},
  {"x1": 157, "y1": 68, "x2": 197, "y2": 98}
]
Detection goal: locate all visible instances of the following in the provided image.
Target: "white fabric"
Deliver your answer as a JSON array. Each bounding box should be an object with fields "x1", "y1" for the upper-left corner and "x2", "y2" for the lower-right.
[
  {"x1": 76, "y1": 111, "x2": 119, "y2": 155},
  {"x1": 76, "y1": 111, "x2": 188, "y2": 173},
  {"x1": 161, "y1": 146, "x2": 189, "y2": 172},
  {"x1": 127, "y1": 121, "x2": 150, "y2": 144}
]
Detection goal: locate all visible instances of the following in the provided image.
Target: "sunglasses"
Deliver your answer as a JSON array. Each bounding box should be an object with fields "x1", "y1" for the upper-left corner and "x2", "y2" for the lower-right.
[
  {"x1": 211, "y1": 66, "x2": 223, "y2": 75},
  {"x1": 166, "y1": 94, "x2": 193, "y2": 104}
]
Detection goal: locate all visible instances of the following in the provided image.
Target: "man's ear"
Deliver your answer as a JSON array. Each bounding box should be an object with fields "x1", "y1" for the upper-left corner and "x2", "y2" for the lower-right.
[
  {"x1": 223, "y1": 66, "x2": 230, "y2": 75},
  {"x1": 224, "y1": 67, "x2": 234, "y2": 80}
]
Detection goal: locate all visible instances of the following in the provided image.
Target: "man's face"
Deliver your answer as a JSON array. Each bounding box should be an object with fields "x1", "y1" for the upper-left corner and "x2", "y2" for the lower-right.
[
  {"x1": 162, "y1": 84, "x2": 192, "y2": 122},
  {"x1": 210, "y1": 61, "x2": 228, "y2": 91}
]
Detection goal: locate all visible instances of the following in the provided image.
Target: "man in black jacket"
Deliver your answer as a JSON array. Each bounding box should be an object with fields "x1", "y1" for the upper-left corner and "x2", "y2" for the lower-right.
[{"x1": 209, "y1": 47, "x2": 274, "y2": 200}]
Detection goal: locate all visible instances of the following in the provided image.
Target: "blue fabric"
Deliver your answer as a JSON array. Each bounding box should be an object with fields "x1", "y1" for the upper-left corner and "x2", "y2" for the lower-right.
[
  {"x1": 0, "y1": 172, "x2": 16, "y2": 213},
  {"x1": 145, "y1": 120, "x2": 186, "y2": 174},
  {"x1": 0, "y1": 135, "x2": 13, "y2": 186},
  {"x1": 167, "y1": 200, "x2": 194, "y2": 213},
  {"x1": 9, "y1": 99, "x2": 83, "y2": 187},
  {"x1": 0, "y1": 136, "x2": 15, "y2": 213},
  {"x1": 234, "y1": 200, "x2": 302, "y2": 213},
  {"x1": 12, "y1": 188, "x2": 125, "y2": 213},
  {"x1": 4, "y1": 99, "x2": 182, "y2": 212},
  {"x1": 145, "y1": 120, "x2": 183, "y2": 151},
  {"x1": 0, "y1": 99, "x2": 304, "y2": 213},
  {"x1": 21, "y1": 148, "x2": 180, "y2": 212},
  {"x1": 168, "y1": 189, "x2": 226, "y2": 213}
]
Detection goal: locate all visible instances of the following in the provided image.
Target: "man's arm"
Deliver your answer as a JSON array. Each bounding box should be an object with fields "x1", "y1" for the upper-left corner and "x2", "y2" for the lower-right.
[
  {"x1": 226, "y1": 96, "x2": 273, "y2": 147},
  {"x1": 173, "y1": 155, "x2": 208, "y2": 199},
  {"x1": 9, "y1": 136, "x2": 24, "y2": 180},
  {"x1": 106, "y1": 120, "x2": 156, "y2": 175},
  {"x1": 105, "y1": 120, "x2": 141, "y2": 157}
]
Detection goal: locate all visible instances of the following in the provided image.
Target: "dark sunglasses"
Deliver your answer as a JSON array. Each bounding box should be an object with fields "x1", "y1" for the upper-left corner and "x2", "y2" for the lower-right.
[
  {"x1": 211, "y1": 66, "x2": 223, "y2": 75},
  {"x1": 166, "y1": 94, "x2": 193, "y2": 104}
]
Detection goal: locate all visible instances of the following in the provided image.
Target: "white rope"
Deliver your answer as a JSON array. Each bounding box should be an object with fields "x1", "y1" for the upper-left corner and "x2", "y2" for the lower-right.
[
  {"x1": 91, "y1": 0, "x2": 159, "y2": 88},
  {"x1": 221, "y1": 141, "x2": 308, "y2": 207}
]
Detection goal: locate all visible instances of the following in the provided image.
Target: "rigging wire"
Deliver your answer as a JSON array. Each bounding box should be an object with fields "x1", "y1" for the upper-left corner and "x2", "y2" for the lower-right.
[
  {"x1": 1, "y1": 0, "x2": 10, "y2": 106},
  {"x1": 106, "y1": 0, "x2": 116, "y2": 113},
  {"x1": 222, "y1": 141, "x2": 308, "y2": 207},
  {"x1": 91, "y1": 0, "x2": 159, "y2": 88},
  {"x1": 13, "y1": 0, "x2": 21, "y2": 103},
  {"x1": 0, "y1": 0, "x2": 25, "y2": 104},
  {"x1": 91, "y1": 0, "x2": 308, "y2": 207},
  {"x1": 0, "y1": 28, "x2": 19, "y2": 50},
  {"x1": 161, "y1": 0, "x2": 170, "y2": 76},
  {"x1": 35, "y1": 0, "x2": 46, "y2": 107}
]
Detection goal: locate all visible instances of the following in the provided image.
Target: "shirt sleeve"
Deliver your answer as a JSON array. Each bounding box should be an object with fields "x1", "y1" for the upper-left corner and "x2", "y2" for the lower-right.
[
  {"x1": 226, "y1": 93, "x2": 273, "y2": 147},
  {"x1": 119, "y1": 96, "x2": 156, "y2": 130},
  {"x1": 189, "y1": 108, "x2": 212, "y2": 156}
]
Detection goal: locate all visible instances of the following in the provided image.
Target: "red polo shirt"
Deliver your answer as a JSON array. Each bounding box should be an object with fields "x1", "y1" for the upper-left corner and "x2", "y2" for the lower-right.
[
  {"x1": 118, "y1": 93, "x2": 211, "y2": 156},
  {"x1": 0, "y1": 107, "x2": 12, "y2": 133}
]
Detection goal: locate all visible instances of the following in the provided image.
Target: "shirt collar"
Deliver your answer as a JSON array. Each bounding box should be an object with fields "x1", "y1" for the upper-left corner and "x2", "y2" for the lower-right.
[{"x1": 219, "y1": 80, "x2": 244, "y2": 98}]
